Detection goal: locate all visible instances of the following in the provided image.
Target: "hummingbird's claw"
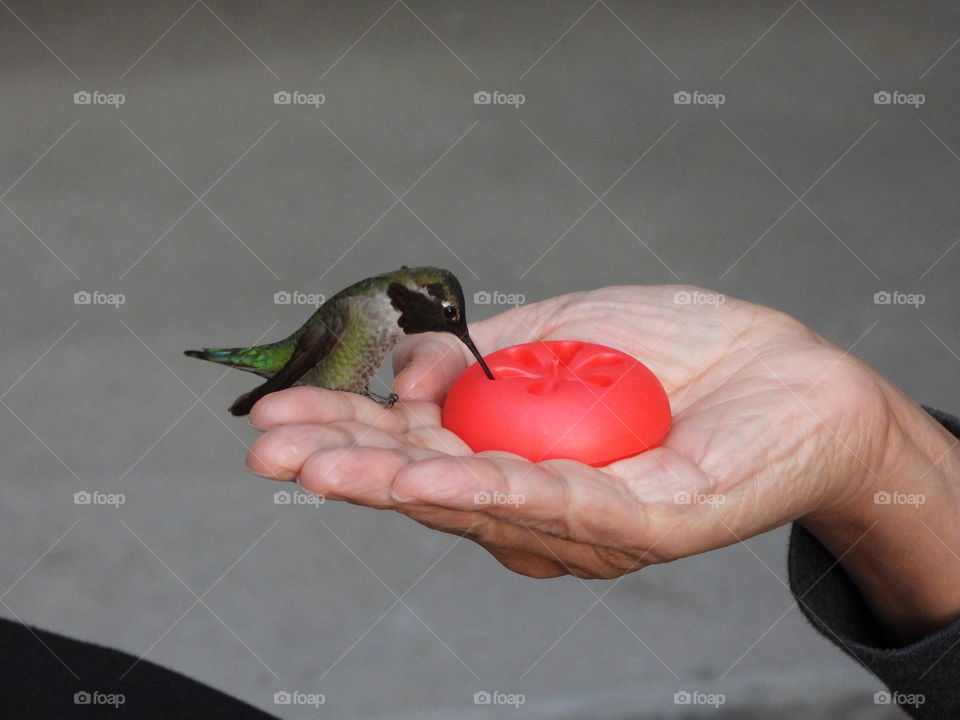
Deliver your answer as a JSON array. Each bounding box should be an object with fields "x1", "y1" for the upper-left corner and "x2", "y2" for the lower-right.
[{"x1": 366, "y1": 390, "x2": 399, "y2": 408}]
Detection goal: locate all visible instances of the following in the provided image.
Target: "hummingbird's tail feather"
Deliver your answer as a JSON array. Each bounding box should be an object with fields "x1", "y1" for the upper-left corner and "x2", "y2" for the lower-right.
[{"x1": 183, "y1": 342, "x2": 294, "y2": 378}]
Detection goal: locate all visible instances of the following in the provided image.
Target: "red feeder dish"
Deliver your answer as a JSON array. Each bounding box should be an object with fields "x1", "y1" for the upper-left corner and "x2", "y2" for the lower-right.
[{"x1": 441, "y1": 340, "x2": 671, "y2": 467}]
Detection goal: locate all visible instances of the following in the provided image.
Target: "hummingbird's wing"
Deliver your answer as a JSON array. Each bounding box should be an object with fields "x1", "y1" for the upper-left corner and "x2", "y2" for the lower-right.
[{"x1": 228, "y1": 314, "x2": 346, "y2": 416}]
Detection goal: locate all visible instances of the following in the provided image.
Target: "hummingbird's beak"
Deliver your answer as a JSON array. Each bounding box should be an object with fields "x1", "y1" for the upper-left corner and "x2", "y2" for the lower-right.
[{"x1": 460, "y1": 333, "x2": 495, "y2": 380}]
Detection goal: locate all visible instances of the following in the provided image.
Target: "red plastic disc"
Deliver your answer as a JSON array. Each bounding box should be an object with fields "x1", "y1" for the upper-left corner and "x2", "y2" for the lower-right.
[{"x1": 441, "y1": 340, "x2": 671, "y2": 466}]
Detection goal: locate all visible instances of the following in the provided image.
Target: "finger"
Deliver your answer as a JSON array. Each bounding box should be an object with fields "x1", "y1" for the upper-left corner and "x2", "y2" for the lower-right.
[
  {"x1": 247, "y1": 422, "x2": 408, "y2": 481},
  {"x1": 392, "y1": 335, "x2": 470, "y2": 404},
  {"x1": 485, "y1": 547, "x2": 567, "y2": 578},
  {"x1": 391, "y1": 448, "x2": 735, "y2": 558},
  {"x1": 292, "y1": 445, "x2": 655, "y2": 576},
  {"x1": 389, "y1": 454, "x2": 645, "y2": 546},
  {"x1": 295, "y1": 440, "x2": 730, "y2": 563},
  {"x1": 400, "y1": 504, "x2": 642, "y2": 578},
  {"x1": 249, "y1": 386, "x2": 438, "y2": 432},
  {"x1": 297, "y1": 446, "x2": 445, "y2": 505}
]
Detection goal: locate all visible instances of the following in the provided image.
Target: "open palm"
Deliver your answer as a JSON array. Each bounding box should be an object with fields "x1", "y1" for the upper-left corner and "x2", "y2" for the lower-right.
[{"x1": 247, "y1": 286, "x2": 888, "y2": 578}]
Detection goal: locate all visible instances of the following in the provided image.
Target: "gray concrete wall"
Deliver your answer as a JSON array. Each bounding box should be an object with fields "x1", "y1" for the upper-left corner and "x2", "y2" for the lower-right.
[{"x1": 3, "y1": 2, "x2": 957, "y2": 717}]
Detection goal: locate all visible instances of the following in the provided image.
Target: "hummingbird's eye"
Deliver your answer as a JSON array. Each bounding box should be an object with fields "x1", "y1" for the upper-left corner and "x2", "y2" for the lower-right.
[{"x1": 443, "y1": 305, "x2": 459, "y2": 321}]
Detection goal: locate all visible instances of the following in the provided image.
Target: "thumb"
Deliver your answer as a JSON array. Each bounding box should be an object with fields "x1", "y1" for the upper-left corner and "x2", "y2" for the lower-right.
[{"x1": 392, "y1": 334, "x2": 470, "y2": 404}]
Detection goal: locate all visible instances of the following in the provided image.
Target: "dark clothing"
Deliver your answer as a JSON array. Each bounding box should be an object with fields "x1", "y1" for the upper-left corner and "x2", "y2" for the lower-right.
[
  {"x1": 0, "y1": 617, "x2": 275, "y2": 718},
  {"x1": 788, "y1": 407, "x2": 960, "y2": 719}
]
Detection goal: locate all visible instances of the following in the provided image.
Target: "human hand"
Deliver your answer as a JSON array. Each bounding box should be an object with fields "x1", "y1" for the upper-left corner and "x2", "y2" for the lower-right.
[
  {"x1": 245, "y1": 286, "x2": 877, "y2": 566},
  {"x1": 246, "y1": 285, "x2": 960, "y2": 638}
]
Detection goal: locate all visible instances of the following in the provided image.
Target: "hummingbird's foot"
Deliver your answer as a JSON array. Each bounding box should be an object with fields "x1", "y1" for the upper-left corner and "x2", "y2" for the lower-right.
[{"x1": 367, "y1": 390, "x2": 399, "y2": 409}]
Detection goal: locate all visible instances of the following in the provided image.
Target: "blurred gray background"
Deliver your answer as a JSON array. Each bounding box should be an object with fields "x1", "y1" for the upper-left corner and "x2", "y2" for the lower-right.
[{"x1": 2, "y1": 1, "x2": 959, "y2": 718}]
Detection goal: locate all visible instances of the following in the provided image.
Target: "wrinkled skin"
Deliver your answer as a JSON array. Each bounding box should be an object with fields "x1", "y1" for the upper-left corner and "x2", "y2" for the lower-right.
[{"x1": 246, "y1": 285, "x2": 892, "y2": 580}]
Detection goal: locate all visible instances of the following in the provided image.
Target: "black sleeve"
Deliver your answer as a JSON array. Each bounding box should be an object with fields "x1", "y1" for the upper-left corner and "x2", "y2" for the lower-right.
[
  {"x1": 788, "y1": 407, "x2": 960, "y2": 719},
  {"x1": 0, "y1": 616, "x2": 277, "y2": 719}
]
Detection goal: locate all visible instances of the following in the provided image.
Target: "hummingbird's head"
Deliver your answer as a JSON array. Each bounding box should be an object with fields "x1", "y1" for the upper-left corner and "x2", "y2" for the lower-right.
[{"x1": 387, "y1": 268, "x2": 495, "y2": 380}]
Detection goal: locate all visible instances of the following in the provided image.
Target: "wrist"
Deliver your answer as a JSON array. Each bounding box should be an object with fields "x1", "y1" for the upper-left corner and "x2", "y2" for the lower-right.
[{"x1": 801, "y1": 370, "x2": 960, "y2": 643}]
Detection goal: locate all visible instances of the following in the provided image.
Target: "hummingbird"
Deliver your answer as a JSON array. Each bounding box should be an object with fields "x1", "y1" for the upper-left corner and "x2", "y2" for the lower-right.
[{"x1": 184, "y1": 266, "x2": 495, "y2": 416}]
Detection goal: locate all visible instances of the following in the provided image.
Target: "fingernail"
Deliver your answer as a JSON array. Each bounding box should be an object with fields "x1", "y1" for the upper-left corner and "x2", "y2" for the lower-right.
[{"x1": 389, "y1": 489, "x2": 413, "y2": 503}]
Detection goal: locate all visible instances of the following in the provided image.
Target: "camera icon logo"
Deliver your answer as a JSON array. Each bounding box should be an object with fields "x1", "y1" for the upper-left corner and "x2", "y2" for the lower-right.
[
  {"x1": 473, "y1": 691, "x2": 492, "y2": 705},
  {"x1": 274, "y1": 490, "x2": 292, "y2": 505},
  {"x1": 874, "y1": 91, "x2": 891, "y2": 105},
  {"x1": 274, "y1": 691, "x2": 292, "y2": 704},
  {"x1": 673, "y1": 491, "x2": 692, "y2": 505},
  {"x1": 674, "y1": 691, "x2": 692, "y2": 704},
  {"x1": 874, "y1": 690, "x2": 892, "y2": 704},
  {"x1": 474, "y1": 91, "x2": 492, "y2": 105},
  {"x1": 274, "y1": 291, "x2": 292, "y2": 304},
  {"x1": 74, "y1": 691, "x2": 92, "y2": 704},
  {"x1": 74, "y1": 91, "x2": 92, "y2": 105},
  {"x1": 873, "y1": 290, "x2": 891, "y2": 305},
  {"x1": 474, "y1": 491, "x2": 492, "y2": 505},
  {"x1": 873, "y1": 491, "x2": 891, "y2": 505},
  {"x1": 74, "y1": 290, "x2": 92, "y2": 305},
  {"x1": 74, "y1": 491, "x2": 91, "y2": 505},
  {"x1": 673, "y1": 290, "x2": 691, "y2": 305},
  {"x1": 673, "y1": 91, "x2": 691, "y2": 105},
  {"x1": 473, "y1": 290, "x2": 491, "y2": 304},
  {"x1": 274, "y1": 91, "x2": 292, "y2": 105}
]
